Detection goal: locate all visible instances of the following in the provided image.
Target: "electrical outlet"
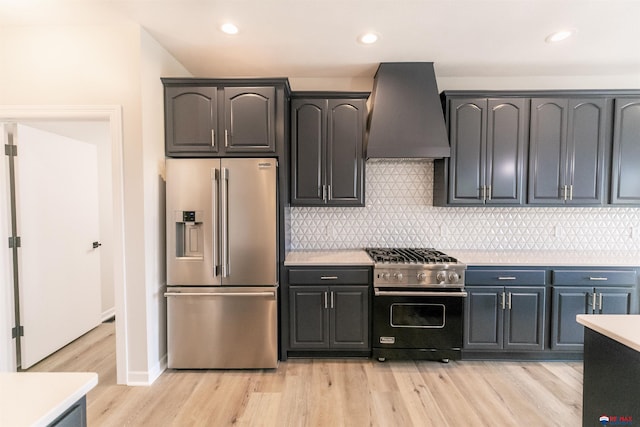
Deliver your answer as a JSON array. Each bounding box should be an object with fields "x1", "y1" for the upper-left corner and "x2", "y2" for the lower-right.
[
  {"x1": 554, "y1": 225, "x2": 562, "y2": 238},
  {"x1": 632, "y1": 226, "x2": 639, "y2": 240},
  {"x1": 439, "y1": 225, "x2": 447, "y2": 237}
]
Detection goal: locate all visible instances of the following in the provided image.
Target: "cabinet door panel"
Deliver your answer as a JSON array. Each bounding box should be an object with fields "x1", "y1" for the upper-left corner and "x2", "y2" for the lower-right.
[
  {"x1": 289, "y1": 286, "x2": 329, "y2": 349},
  {"x1": 551, "y1": 286, "x2": 591, "y2": 350},
  {"x1": 566, "y1": 99, "x2": 607, "y2": 205},
  {"x1": 504, "y1": 287, "x2": 545, "y2": 351},
  {"x1": 330, "y1": 286, "x2": 369, "y2": 349},
  {"x1": 327, "y1": 99, "x2": 364, "y2": 205},
  {"x1": 529, "y1": 98, "x2": 568, "y2": 204},
  {"x1": 464, "y1": 286, "x2": 503, "y2": 350},
  {"x1": 224, "y1": 87, "x2": 276, "y2": 152},
  {"x1": 449, "y1": 99, "x2": 486, "y2": 204},
  {"x1": 597, "y1": 287, "x2": 633, "y2": 314},
  {"x1": 486, "y1": 99, "x2": 527, "y2": 205},
  {"x1": 291, "y1": 99, "x2": 325, "y2": 204},
  {"x1": 165, "y1": 87, "x2": 217, "y2": 154},
  {"x1": 611, "y1": 98, "x2": 640, "y2": 204}
]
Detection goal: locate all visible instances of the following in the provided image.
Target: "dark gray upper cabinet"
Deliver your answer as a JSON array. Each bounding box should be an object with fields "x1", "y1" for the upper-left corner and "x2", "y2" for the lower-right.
[
  {"x1": 291, "y1": 93, "x2": 367, "y2": 206},
  {"x1": 611, "y1": 98, "x2": 640, "y2": 205},
  {"x1": 162, "y1": 78, "x2": 289, "y2": 157},
  {"x1": 447, "y1": 98, "x2": 527, "y2": 205},
  {"x1": 528, "y1": 98, "x2": 608, "y2": 205},
  {"x1": 223, "y1": 86, "x2": 276, "y2": 153},
  {"x1": 164, "y1": 86, "x2": 218, "y2": 154}
]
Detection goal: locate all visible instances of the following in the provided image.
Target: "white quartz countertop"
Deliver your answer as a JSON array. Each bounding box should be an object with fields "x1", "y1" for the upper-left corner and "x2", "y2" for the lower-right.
[
  {"x1": 285, "y1": 250, "x2": 374, "y2": 266},
  {"x1": 576, "y1": 314, "x2": 640, "y2": 353},
  {"x1": 448, "y1": 250, "x2": 640, "y2": 267},
  {"x1": 0, "y1": 372, "x2": 98, "y2": 427}
]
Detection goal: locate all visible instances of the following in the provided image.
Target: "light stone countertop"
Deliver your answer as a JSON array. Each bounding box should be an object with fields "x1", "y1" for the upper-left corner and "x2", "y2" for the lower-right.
[
  {"x1": 576, "y1": 314, "x2": 640, "y2": 353},
  {"x1": 285, "y1": 250, "x2": 374, "y2": 266},
  {"x1": 447, "y1": 250, "x2": 640, "y2": 267},
  {"x1": 0, "y1": 372, "x2": 98, "y2": 427}
]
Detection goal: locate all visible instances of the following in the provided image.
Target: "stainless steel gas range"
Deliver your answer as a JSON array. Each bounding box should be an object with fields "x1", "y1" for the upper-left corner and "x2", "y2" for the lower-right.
[{"x1": 366, "y1": 248, "x2": 467, "y2": 363}]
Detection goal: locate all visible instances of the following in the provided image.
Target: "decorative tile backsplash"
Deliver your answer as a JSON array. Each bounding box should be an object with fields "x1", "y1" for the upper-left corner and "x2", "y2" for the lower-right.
[{"x1": 289, "y1": 160, "x2": 640, "y2": 251}]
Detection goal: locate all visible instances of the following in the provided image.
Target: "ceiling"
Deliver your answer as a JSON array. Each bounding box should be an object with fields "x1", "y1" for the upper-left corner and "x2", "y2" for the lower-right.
[{"x1": 2, "y1": 0, "x2": 640, "y2": 80}]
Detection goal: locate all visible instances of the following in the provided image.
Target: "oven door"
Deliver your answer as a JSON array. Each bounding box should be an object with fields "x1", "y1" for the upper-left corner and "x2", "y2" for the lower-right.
[{"x1": 373, "y1": 289, "x2": 466, "y2": 351}]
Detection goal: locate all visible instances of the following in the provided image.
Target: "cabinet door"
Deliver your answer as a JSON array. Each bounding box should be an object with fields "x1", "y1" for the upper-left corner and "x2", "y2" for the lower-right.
[
  {"x1": 528, "y1": 98, "x2": 568, "y2": 204},
  {"x1": 596, "y1": 287, "x2": 634, "y2": 314},
  {"x1": 565, "y1": 99, "x2": 608, "y2": 205},
  {"x1": 486, "y1": 98, "x2": 528, "y2": 205},
  {"x1": 504, "y1": 286, "x2": 545, "y2": 351},
  {"x1": 223, "y1": 87, "x2": 276, "y2": 153},
  {"x1": 611, "y1": 98, "x2": 640, "y2": 205},
  {"x1": 448, "y1": 99, "x2": 486, "y2": 205},
  {"x1": 551, "y1": 286, "x2": 591, "y2": 350},
  {"x1": 464, "y1": 286, "x2": 503, "y2": 350},
  {"x1": 329, "y1": 286, "x2": 370, "y2": 349},
  {"x1": 291, "y1": 99, "x2": 326, "y2": 205},
  {"x1": 165, "y1": 86, "x2": 218, "y2": 154},
  {"x1": 326, "y1": 99, "x2": 365, "y2": 206},
  {"x1": 289, "y1": 286, "x2": 329, "y2": 349}
]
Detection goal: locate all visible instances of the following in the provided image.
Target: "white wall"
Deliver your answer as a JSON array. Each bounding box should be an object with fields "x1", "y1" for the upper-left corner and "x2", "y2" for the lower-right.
[{"x1": 0, "y1": 24, "x2": 189, "y2": 384}]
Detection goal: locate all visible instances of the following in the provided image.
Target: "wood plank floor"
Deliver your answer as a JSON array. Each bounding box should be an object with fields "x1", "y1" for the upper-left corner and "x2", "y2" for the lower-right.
[{"x1": 28, "y1": 322, "x2": 584, "y2": 426}]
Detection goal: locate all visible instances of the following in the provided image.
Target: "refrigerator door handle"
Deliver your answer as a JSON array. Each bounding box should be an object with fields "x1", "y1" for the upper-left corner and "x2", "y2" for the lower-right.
[
  {"x1": 164, "y1": 291, "x2": 276, "y2": 298},
  {"x1": 221, "y1": 167, "x2": 230, "y2": 277},
  {"x1": 212, "y1": 168, "x2": 220, "y2": 277}
]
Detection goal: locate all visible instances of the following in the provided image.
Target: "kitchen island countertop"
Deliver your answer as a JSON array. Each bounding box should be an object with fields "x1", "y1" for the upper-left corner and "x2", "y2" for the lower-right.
[
  {"x1": 448, "y1": 250, "x2": 640, "y2": 267},
  {"x1": 285, "y1": 250, "x2": 374, "y2": 266},
  {"x1": 0, "y1": 372, "x2": 98, "y2": 427},
  {"x1": 577, "y1": 314, "x2": 640, "y2": 353}
]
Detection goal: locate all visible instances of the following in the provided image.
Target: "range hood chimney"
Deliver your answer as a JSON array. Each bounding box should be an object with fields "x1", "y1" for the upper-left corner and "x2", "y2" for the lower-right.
[{"x1": 366, "y1": 62, "x2": 450, "y2": 159}]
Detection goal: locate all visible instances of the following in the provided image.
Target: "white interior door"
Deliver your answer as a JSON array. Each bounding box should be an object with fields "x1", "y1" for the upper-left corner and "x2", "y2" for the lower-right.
[{"x1": 15, "y1": 124, "x2": 101, "y2": 369}]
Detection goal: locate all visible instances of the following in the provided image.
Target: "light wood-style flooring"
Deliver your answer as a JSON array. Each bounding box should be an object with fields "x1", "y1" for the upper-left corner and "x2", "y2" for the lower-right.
[{"x1": 28, "y1": 322, "x2": 584, "y2": 426}]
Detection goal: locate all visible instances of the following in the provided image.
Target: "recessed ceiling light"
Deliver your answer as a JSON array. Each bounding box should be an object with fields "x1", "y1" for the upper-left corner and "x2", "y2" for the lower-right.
[
  {"x1": 221, "y1": 23, "x2": 239, "y2": 35},
  {"x1": 545, "y1": 29, "x2": 575, "y2": 43},
  {"x1": 358, "y1": 32, "x2": 379, "y2": 45}
]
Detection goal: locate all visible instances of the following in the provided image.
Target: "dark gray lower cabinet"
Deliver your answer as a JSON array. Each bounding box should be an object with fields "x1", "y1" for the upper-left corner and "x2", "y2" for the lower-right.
[
  {"x1": 551, "y1": 286, "x2": 637, "y2": 350},
  {"x1": 48, "y1": 396, "x2": 87, "y2": 427},
  {"x1": 465, "y1": 285, "x2": 546, "y2": 351},
  {"x1": 289, "y1": 285, "x2": 369, "y2": 350}
]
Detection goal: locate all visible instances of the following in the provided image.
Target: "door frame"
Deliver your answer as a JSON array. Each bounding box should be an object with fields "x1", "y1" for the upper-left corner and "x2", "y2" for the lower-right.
[{"x1": 0, "y1": 105, "x2": 127, "y2": 384}]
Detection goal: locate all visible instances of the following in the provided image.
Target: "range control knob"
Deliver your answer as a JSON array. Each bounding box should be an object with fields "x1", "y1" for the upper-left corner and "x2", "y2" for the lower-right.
[
  {"x1": 417, "y1": 272, "x2": 427, "y2": 281},
  {"x1": 436, "y1": 271, "x2": 447, "y2": 283},
  {"x1": 449, "y1": 272, "x2": 460, "y2": 283},
  {"x1": 394, "y1": 272, "x2": 404, "y2": 281},
  {"x1": 381, "y1": 272, "x2": 390, "y2": 280}
]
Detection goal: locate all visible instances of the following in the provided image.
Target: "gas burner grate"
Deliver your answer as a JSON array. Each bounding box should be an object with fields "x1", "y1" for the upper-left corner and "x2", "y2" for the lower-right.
[{"x1": 365, "y1": 248, "x2": 458, "y2": 264}]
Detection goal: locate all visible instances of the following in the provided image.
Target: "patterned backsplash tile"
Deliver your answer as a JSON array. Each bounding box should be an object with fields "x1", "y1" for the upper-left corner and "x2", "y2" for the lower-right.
[{"x1": 289, "y1": 160, "x2": 640, "y2": 251}]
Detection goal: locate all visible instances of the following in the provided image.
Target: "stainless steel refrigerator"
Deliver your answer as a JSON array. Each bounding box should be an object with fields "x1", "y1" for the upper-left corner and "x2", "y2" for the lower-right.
[{"x1": 164, "y1": 158, "x2": 278, "y2": 369}]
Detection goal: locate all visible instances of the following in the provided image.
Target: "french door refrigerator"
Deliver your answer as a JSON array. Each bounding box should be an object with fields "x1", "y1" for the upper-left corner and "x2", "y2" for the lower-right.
[{"x1": 165, "y1": 158, "x2": 278, "y2": 369}]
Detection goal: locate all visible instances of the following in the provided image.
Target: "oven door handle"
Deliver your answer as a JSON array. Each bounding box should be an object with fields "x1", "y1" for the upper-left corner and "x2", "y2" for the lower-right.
[{"x1": 374, "y1": 290, "x2": 468, "y2": 297}]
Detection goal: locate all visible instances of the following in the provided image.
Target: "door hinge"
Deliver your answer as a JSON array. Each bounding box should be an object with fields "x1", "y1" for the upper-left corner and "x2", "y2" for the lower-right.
[
  {"x1": 4, "y1": 144, "x2": 17, "y2": 156},
  {"x1": 12, "y1": 326, "x2": 24, "y2": 338},
  {"x1": 8, "y1": 236, "x2": 21, "y2": 248}
]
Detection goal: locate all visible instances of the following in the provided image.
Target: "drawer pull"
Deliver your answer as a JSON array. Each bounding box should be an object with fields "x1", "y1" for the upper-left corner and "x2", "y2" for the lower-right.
[
  {"x1": 320, "y1": 276, "x2": 338, "y2": 280},
  {"x1": 498, "y1": 276, "x2": 517, "y2": 280},
  {"x1": 589, "y1": 277, "x2": 608, "y2": 281}
]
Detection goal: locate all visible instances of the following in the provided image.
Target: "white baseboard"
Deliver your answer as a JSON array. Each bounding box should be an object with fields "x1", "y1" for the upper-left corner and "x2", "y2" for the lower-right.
[
  {"x1": 101, "y1": 307, "x2": 116, "y2": 322},
  {"x1": 126, "y1": 354, "x2": 167, "y2": 386}
]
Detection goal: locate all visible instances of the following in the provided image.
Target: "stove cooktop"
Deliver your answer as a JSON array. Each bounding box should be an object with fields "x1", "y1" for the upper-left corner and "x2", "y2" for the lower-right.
[{"x1": 365, "y1": 248, "x2": 458, "y2": 265}]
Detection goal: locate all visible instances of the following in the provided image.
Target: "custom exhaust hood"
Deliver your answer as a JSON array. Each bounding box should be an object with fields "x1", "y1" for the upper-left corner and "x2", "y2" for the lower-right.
[{"x1": 366, "y1": 62, "x2": 450, "y2": 159}]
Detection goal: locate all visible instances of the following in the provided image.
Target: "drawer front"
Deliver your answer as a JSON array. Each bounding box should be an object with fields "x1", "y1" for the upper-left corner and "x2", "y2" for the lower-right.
[
  {"x1": 466, "y1": 269, "x2": 546, "y2": 285},
  {"x1": 288, "y1": 268, "x2": 370, "y2": 285},
  {"x1": 552, "y1": 270, "x2": 637, "y2": 286}
]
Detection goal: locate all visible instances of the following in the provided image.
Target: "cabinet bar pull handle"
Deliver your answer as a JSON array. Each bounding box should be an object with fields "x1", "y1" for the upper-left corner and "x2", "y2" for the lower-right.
[
  {"x1": 591, "y1": 293, "x2": 597, "y2": 311},
  {"x1": 498, "y1": 276, "x2": 517, "y2": 280},
  {"x1": 501, "y1": 292, "x2": 506, "y2": 310},
  {"x1": 225, "y1": 129, "x2": 229, "y2": 147},
  {"x1": 507, "y1": 292, "x2": 512, "y2": 310},
  {"x1": 331, "y1": 291, "x2": 334, "y2": 309},
  {"x1": 481, "y1": 185, "x2": 486, "y2": 201},
  {"x1": 569, "y1": 184, "x2": 573, "y2": 201},
  {"x1": 598, "y1": 293, "x2": 603, "y2": 311},
  {"x1": 211, "y1": 129, "x2": 215, "y2": 147},
  {"x1": 322, "y1": 185, "x2": 327, "y2": 201},
  {"x1": 487, "y1": 185, "x2": 492, "y2": 201},
  {"x1": 327, "y1": 184, "x2": 331, "y2": 201},
  {"x1": 320, "y1": 276, "x2": 338, "y2": 280},
  {"x1": 324, "y1": 292, "x2": 328, "y2": 309},
  {"x1": 589, "y1": 277, "x2": 608, "y2": 281}
]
